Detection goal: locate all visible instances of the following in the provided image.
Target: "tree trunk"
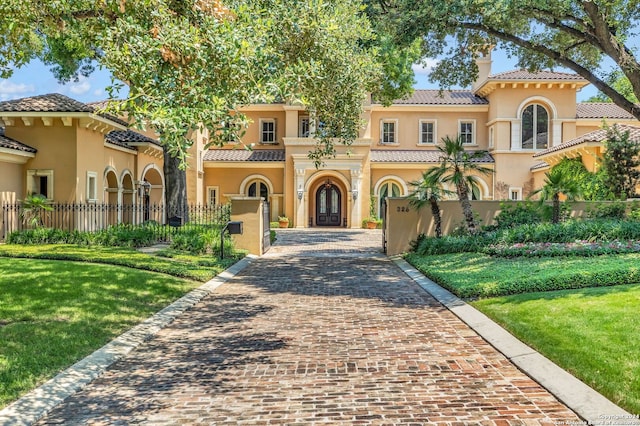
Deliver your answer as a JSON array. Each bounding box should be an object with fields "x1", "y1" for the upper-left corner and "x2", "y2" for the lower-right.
[
  {"x1": 552, "y1": 193, "x2": 560, "y2": 224},
  {"x1": 429, "y1": 197, "x2": 442, "y2": 238},
  {"x1": 457, "y1": 183, "x2": 477, "y2": 234},
  {"x1": 163, "y1": 149, "x2": 189, "y2": 223}
]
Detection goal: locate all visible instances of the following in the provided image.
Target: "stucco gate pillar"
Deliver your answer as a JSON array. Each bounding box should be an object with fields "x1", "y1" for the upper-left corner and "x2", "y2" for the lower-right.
[
  {"x1": 295, "y1": 168, "x2": 306, "y2": 228},
  {"x1": 350, "y1": 167, "x2": 363, "y2": 228}
]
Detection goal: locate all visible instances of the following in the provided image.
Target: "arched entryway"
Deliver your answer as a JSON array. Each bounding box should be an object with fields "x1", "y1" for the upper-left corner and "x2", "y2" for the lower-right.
[{"x1": 314, "y1": 179, "x2": 343, "y2": 227}]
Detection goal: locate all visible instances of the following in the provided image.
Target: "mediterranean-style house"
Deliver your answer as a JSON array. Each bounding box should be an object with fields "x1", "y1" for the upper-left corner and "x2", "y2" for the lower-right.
[{"x1": 1, "y1": 51, "x2": 639, "y2": 230}]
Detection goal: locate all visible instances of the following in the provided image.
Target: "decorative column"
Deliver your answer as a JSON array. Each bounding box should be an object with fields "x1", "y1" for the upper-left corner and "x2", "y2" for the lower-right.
[
  {"x1": 350, "y1": 168, "x2": 363, "y2": 228},
  {"x1": 295, "y1": 168, "x2": 306, "y2": 228}
]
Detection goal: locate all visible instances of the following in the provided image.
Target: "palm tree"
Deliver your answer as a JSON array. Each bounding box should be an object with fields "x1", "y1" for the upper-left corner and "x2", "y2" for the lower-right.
[
  {"x1": 20, "y1": 194, "x2": 53, "y2": 228},
  {"x1": 422, "y1": 135, "x2": 493, "y2": 234},
  {"x1": 408, "y1": 172, "x2": 453, "y2": 238},
  {"x1": 536, "y1": 167, "x2": 581, "y2": 224}
]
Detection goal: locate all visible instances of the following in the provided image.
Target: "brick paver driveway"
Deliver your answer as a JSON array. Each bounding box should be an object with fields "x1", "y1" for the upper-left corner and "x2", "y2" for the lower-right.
[{"x1": 37, "y1": 229, "x2": 579, "y2": 425}]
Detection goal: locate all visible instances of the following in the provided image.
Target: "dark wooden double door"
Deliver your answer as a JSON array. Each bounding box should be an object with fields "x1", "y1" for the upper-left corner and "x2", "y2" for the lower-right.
[{"x1": 316, "y1": 184, "x2": 341, "y2": 226}]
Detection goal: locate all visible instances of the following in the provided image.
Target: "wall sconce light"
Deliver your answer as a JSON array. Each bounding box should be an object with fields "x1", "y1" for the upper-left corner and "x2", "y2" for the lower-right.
[
  {"x1": 297, "y1": 189, "x2": 303, "y2": 200},
  {"x1": 352, "y1": 190, "x2": 358, "y2": 200}
]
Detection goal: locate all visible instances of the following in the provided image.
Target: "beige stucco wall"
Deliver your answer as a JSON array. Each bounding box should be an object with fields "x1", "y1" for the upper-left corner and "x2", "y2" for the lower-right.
[
  {"x1": 0, "y1": 163, "x2": 23, "y2": 201},
  {"x1": 369, "y1": 109, "x2": 489, "y2": 149},
  {"x1": 385, "y1": 198, "x2": 597, "y2": 255},
  {"x1": 230, "y1": 197, "x2": 265, "y2": 256},
  {"x1": 5, "y1": 120, "x2": 78, "y2": 202}
]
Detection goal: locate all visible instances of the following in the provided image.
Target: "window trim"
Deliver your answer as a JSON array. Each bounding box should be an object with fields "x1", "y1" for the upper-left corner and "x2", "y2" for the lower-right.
[
  {"x1": 206, "y1": 186, "x2": 219, "y2": 206},
  {"x1": 418, "y1": 120, "x2": 437, "y2": 145},
  {"x1": 86, "y1": 171, "x2": 98, "y2": 203},
  {"x1": 380, "y1": 119, "x2": 399, "y2": 145},
  {"x1": 509, "y1": 187, "x2": 522, "y2": 201},
  {"x1": 26, "y1": 169, "x2": 54, "y2": 200},
  {"x1": 259, "y1": 118, "x2": 277, "y2": 144},
  {"x1": 458, "y1": 119, "x2": 476, "y2": 145}
]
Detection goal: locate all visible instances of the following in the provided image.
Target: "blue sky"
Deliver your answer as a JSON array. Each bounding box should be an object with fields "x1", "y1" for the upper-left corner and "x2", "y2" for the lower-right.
[{"x1": 0, "y1": 48, "x2": 598, "y2": 103}]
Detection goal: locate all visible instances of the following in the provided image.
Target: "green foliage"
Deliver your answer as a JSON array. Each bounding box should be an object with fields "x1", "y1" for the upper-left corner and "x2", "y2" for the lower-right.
[
  {"x1": 0, "y1": 256, "x2": 202, "y2": 408},
  {"x1": 170, "y1": 226, "x2": 230, "y2": 256},
  {"x1": 422, "y1": 135, "x2": 492, "y2": 234},
  {"x1": 552, "y1": 157, "x2": 611, "y2": 201},
  {"x1": 493, "y1": 201, "x2": 543, "y2": 229},
  {"x1": 585, "y1": 201, "x2": 627, "y2": 219},
  {"x1": 19, "y1": 194, "x2": 53, "y2": 228},
  {"x1": 600, "y1": 125, "x2": 640, "y2": 199},
  {"x1": 535, "y1": 166, "x2": 581, "y2": 224},
  {"x1": 586, "y1": 71, "x2": 639, "y2": 104},
  {"x1": 473, "y1": 285, "x2": 640, "y2": 414},
  {"x1": 375, "y1": 0, "x2": 640, "y2": 120},
  {"x1": 405, "y1": 251, "x2": 640, "y2": 299}
]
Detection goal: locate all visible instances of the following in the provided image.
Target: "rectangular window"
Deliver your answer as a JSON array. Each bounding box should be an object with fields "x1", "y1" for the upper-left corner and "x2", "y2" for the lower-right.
[
  {"x1": 509, "y1": 187, "x2": 522, "y2": 201},
  {"x1": 207, "y1": 186, "x2": 219, "y2": 206},
  {"x1": 26, "y1": 169, "x2": 54, "y2": 200},
  {"x1": 299, "y1": 116, "x2": 310, "y2": 137},
  {"x1": 260, "y1": 119, "x2": 276, "y2": 144},
  {"x1": 419, "y1": 120, "x2": 436, "y2": 144},
  {"x1": 381, "y1": 120, "x2": 397, "y2": 144},
  {"x1": 87, "y1": 171, "x2": 98, "y2": 202},
  {"x1": 459, "y1": 120, "x2": 475, "y2": 144}
]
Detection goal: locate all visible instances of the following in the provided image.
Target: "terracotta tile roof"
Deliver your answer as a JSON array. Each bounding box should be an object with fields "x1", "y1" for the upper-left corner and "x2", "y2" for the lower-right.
[
  {"x1": 534, "y1": 124, "x2": 640, "y2": 157},
  {"x1": 392, "y1": 90, "x2": 488, "y2": 105},
  {"x1": 0, "y1": 128, "x2": 37, "y2": 153},
  {"x1": 0, "y1": 93, "x2": 94, "y2": 112},
  {"x1": 86, "y1": 100, "x2": 130, "y2": 127},
  {"x1": 530, "y1": 161, "x2": 549, "y2": 171},
  {"x1": 370, "y1": 149, "x2": 494, "y2": 163},
  {"x1": 489, "y1": 69, "x2": 587, "y2": 81},
  {"x1": 106, "y1": 130, "x2": 160, "y2": 148},
  {"x1": 576, "y1": 102, "x2": 636, "y2": 119},
  {"x1": 203, "y1": 149, "x2": 286, "y2": 162}
]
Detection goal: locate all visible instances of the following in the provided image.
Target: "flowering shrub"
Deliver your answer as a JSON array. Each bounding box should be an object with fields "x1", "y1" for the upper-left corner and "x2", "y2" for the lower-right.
[{"x1": 485, "y1": 240, "x2": 640, "y2": 258}]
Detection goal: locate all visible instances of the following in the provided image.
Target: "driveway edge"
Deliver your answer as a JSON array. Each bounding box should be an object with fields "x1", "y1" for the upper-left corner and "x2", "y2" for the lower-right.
[
  {"x1": 392, "y1": 256, "x2": 636, "y2": 425},
  {"x1": 0, "y1": 255, "x2": 257, "y2": 426}
]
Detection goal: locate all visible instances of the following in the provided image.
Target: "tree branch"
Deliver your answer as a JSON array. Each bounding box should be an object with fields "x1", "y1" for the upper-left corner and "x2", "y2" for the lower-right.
[{"x1": 459, "y1": 21, "x2": 640, "y2": 119}]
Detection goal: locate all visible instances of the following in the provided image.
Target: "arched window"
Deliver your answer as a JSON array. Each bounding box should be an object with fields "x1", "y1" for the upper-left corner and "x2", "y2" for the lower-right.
[
  {"x1": 247, "y1": 180, "x2": 269, "y2": 199},
  {"x1": 378, "y1": 181, "x2": 401, "y2": 216},
  {"x1": 522, "y1": 104, "x2": 549, "y2": 150}
]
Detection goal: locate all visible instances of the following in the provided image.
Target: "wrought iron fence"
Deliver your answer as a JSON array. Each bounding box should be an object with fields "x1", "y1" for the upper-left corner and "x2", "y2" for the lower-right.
[{"x1": 1, "y1": 202, "x2": 231, "y2": 242}]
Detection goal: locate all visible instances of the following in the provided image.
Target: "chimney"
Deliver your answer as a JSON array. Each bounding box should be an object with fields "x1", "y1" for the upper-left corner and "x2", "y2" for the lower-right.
[{"x1": 472, "y1": 45, "x2": 493, "y2": 93}]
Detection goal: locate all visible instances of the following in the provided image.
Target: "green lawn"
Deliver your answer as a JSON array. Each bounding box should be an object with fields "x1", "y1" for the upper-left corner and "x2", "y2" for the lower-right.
[
  {"x1": 405, "y1": 251, "x2": 640, "y2": 414},
  {"x1": 473, "y1": 286, "x2": 640, "y2": 414},
  {"x1": 0, "y1": 244, "x2": 240, "y2": 409}
]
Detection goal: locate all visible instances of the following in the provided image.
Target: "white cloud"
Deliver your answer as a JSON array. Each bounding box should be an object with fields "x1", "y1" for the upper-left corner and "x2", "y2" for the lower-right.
[
  {"x1": 68, "y1": 76, "x2": 91, "y2": 95},
  {"x1": 412, "y1": 59, "x2": 439, "y2": 75},
  {"x1": 93, "y1": 88, "x2": 104, "y2": 97},
  {"x1": 0, "y1": 80, "x2": 36, "y2": 100}
]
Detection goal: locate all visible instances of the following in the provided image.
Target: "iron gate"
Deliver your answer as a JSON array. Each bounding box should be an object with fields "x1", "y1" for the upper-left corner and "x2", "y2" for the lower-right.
[{"x1": 382, "y1": 198, "x2": 387, "y2": 254}]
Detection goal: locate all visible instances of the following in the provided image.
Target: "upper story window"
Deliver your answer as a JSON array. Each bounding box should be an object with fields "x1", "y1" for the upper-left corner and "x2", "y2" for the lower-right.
[
  {"x1": 522, "y1": 104, "x2": 549, "y2": 150},
  {"x1": 260, "y1": 119, "x2": 276, "y2": 144},
  {"x1": 459, "y1": 120, "x2": 475, "y2": 144},
  {"x1": 299, "y1": 116, "x2": 310, "y2": 137},
  {"x1": 419, "y1": 120, "x2": 436, "y2": 144},
  {"x1": 380, "y1": 119, "x2": 397, "y2": 144}
]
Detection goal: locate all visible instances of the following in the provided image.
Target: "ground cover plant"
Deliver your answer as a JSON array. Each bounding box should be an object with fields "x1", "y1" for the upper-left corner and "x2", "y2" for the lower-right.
[
  {"x1": 472, "y1": 285, "x2": 640, "y2": 414},
  {"x1": 0, "y1": 257, "x2": 203, "y2": 409}
]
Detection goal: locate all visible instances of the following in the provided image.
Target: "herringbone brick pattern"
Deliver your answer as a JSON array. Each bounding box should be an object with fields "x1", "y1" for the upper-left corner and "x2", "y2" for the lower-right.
[{"x1": 36, "y1": 231, "x2": 579, "y2": 425}]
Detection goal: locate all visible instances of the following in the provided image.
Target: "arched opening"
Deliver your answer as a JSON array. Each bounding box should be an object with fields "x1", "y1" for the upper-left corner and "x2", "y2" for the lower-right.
[
  {"x1": 141, "y1": 166, "x2": 164, "y2": 223},
  {"x1": 121, "y1": 171, "x2": 135, "y2": 224},
  {"x1": 104, "y1": 169, "x2": 119, "y2": 226},
  {"x1": 247, "y1": 180, "x2": 269, "y2": 199},
  {"x1": 314, "y1": 179, "x2": 342, "y2": 227},
  {"x1": 521, "y1": 104, "x2": 549, "y2": 150},
  {"x1": 377, "y1": 180, "x2": 402, "y2": 217}
]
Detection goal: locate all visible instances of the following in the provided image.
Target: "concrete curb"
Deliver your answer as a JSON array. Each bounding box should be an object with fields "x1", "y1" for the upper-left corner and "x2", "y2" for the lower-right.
[
  {"x1": 0, "y1": 255, "x2": 257, "y2": 426},
  {"x1": 392, "y1": 256, "x2": 638, "y2": 425}
]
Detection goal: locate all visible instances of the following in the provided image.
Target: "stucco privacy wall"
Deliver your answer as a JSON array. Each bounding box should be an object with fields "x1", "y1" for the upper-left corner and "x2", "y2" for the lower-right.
[
  {"x1": 230, "y1": 197, "x2": 266, "y2": 256},
  {"x1": 385, "y1": 198, "x2": 593, "y2": 256}
]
